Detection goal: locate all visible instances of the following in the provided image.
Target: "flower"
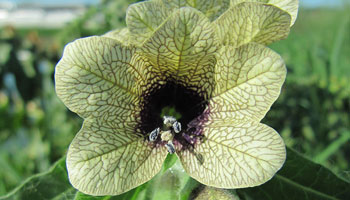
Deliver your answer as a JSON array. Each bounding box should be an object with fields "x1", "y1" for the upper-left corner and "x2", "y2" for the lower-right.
[{"x1": 55, "y1": 0, "x2": 298, "y2": 196}]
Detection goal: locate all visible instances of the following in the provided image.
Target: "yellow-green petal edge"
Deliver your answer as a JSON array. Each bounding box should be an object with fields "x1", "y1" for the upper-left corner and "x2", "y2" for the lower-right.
[
  {"x1": 215, "y1": 2, "x2": 291, "y2": 47},
  {"x1": 141, "y1": 7, "x2": 219, "y2": 99},
  {"x1": 230, "y1": 0, "x2": 299, "y2": 25},
  {"x1": 161, "y1": 0, "x2": 230, "y2": 21},
  {"x1": 103, "y1": 28, "x2": 131, "y2": 45},
  {"x1": 178, "y1": 120, "x2": 286, "y2": 188},
  {"x1": 211, "y1": 43, "x2": 286, "y2": 122},
  {"x1": 55, "y1": 36, "x2": 167, "y2": 195},
  {"x1": 54, "y1": 0, "x2": 296, "y2": 195},
  {"x1": 126, "y1": 0, "x2": 168, "y2": 44},
  {"x1": 55, "y1": 36, "x2": 148, "y2": 119},
  {"x1": 177, "y1": 43, "x2": 286, "y2": 188},
  {"x1": 67, "y1": 119, "x2": 168, "y2": 195}
]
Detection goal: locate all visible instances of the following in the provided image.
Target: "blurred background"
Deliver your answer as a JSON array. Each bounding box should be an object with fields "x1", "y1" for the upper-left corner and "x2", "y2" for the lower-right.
[{"x1": 0, "y1": 0, "x2": 349, "y2": 196}]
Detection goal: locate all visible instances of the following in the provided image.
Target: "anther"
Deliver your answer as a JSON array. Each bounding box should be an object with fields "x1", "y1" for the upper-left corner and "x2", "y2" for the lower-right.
[
  {"x1": 163, "y1": 116, "x2": 177, "y2": 128},
  {"x1": 173, "y1": 121, "x2": 181, "y2": 133},
  {"x1": 165, "y1": 141, "x2": 175, "y2": 154},
  {"x1": 149, "y1": 127, "x2": 160, "y2": 142}
]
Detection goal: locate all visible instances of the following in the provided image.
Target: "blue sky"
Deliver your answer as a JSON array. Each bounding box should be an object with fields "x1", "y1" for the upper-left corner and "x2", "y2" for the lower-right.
[
  {"x1": 3, "y1": 0, "x2": 348, "y2": 7},
  {"x1": 4, "y1": 0, "x2": 99, "y2": 5},
  {"x1": 301, "y1": 0, "x2": 346, "y2": 8}
]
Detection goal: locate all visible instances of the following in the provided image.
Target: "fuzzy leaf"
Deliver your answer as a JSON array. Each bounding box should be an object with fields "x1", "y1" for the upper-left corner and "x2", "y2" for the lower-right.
[
  {"x1": 0, "y1": 158, "x2": 75, "y2": 200},
  {"x1": 0, "y1": 157, "x2": 151, "y2": 200},
  {"x1": 236, "y1": 147, "x2": 350, "y2": 200}
]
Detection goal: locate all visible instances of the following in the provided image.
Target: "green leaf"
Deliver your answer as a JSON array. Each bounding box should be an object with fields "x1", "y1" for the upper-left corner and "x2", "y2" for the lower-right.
[
  {"x1": 236, "y1": 147, "x2": 350, "y2": 200},
  {"x1": 314, "y1": 131, "x2": 350, "y2": 163},
  {"x1": 0, "y1": 157, "x2": 74, "y2": 200},
  {"x1": 0, "y1": 157, "x2": 150, "y2": 200},
  {"x1": 162, "y1": 153, "x2": 178, "y2": 172},
  {"x1": 179, "y1": 177, "x2": 201, "y2": 200},
  {"x1": 74, "y1": 184, "x2": 149, "y2": 200},
  {"x1": 0, "y1": 43, "x2": 12, "y2": 65},
  {"x1": 147, "y1": 171, "x2": 181, "y2": 200},
  {"x1": 142, "y1": 160, "x2": 194, "y2": 200}
]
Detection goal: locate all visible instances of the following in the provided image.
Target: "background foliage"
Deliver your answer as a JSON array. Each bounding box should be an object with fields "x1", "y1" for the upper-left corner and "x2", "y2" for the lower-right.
[{"x1": 0, "y1": 0, "x2": 349, "y2": 198}]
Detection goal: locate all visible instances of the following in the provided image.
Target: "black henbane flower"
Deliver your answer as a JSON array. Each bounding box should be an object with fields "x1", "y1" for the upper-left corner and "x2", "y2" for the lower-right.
[{"x1": 55, "y1": 0, "x2": 299, "y2": 196}]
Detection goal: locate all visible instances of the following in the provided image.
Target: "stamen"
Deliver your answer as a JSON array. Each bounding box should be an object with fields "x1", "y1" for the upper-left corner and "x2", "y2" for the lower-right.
[
  {"x1": 150, "y1": 115, "x2": 183, "y2": 153},
  {"x1": 173, "y1": 121, "x2": 181, "y2": 133},
  {"x1": 149, "y1": 127, "x2": 160, "y2": 141},
  {"x1": 163, "y1": 116, "x2": 177, "y2": 128},
  {"x1": 165, "y1": 141, "x2": 175, "y2": 154}
]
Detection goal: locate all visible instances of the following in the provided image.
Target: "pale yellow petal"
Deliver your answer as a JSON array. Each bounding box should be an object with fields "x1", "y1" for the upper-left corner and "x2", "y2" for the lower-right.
[
  {"x1": 230, "y1": 0, "x2": 299, "y2": 25},
  {"x1": 161, "y1": 0, "x2": 230, "y2": 20},
  {"x1": 209, "y1": 43, "x2": 286, "y2": 122},
  {"x1": 103, "y1": 28, "x2": 131, "y2": 45},
  {"x1": 67, "y1": 119, "x2": 168, "y2": 195},
  {"x1": 126, "y1": 0, "x2": 168, "y2": 44},
  {"x1": 178, "y1": 120, "x2": 286, "y2": 188},
  {"x1": 55, "y1": 36, "x2": 152, "y2": 119},
  {"x1": 141, "y1": 7, "x2": 218, "y2": 100},
  {"x1": 215, "y1": 2, "x2": 291, "y2": 47}
]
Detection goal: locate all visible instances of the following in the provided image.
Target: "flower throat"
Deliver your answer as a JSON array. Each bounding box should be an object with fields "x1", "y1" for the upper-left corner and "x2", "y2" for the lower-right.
[{"x1": 139, "y1": 81, "x2": 208, "y2": 136}]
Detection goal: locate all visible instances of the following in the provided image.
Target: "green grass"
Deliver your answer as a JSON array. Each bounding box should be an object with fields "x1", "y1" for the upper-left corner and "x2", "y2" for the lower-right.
[
  {"x1": 270, "y1": 8, "x2": 350, "y2": 89},
  {"x1": 266, "y1": 7, "x2": 350, "y2": 174}
]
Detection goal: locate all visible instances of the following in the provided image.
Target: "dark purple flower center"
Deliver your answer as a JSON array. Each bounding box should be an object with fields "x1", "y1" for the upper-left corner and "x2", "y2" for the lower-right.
[{"x1": 139, "y1": 81, "x2": 208, "y2": 148}]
